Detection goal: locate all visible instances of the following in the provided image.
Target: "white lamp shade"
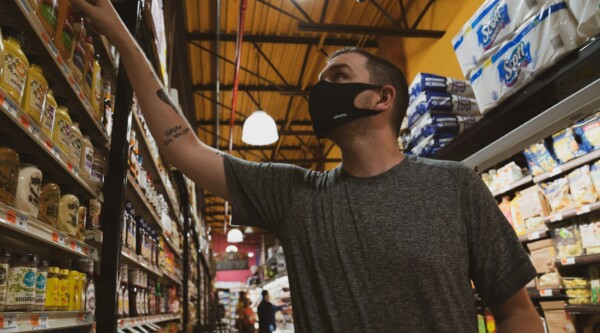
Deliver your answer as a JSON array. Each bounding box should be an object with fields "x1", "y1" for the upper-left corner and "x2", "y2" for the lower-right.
[
  {"x1": 244, "y1": 227, "x2": 254, "y2": 234},
  {"x1": 227, "y1": 228, "x2": 244, "y2": 243},
  {"x1": 248, "y1": 252, "x2": 254, "y2": 258},
  {"x1": 225, "y1": 245, "x2": 238, "y2": 253},
  {"x1": 242, "y1": 111, "x2": 279, "y2": 145}
]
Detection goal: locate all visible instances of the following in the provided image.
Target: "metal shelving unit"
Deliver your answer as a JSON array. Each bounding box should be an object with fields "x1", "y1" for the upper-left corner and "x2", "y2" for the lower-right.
[{"x1": 0, "y1": 311, "x2": 94, "y2": 332}]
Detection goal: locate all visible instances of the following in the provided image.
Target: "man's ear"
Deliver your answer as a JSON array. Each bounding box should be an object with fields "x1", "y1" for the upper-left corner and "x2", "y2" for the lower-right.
[{"x1": 374, "y1": 85, "x2": 395, "y2": 112}]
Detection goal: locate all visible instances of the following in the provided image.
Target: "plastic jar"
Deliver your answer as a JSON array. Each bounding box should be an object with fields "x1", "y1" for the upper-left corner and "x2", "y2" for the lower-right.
[
  {"x1": 58, "y1": 268, "x2": 69, "y2": 310},
  {"x1": 33, "y1": 259, "x2": 49, "y2": 311},
  {"x1": 0, "y1": 145, "x2": 20, "y2": 205},
  {"x1": 90, "y1": 150, "x2": 105, "y2": 186},
  {"x1": 69, "y1": 122, "x2": 82, "y2": 167},
  {"x1": 78, "y1": 271, "x2": 86, "y2": 311},
  {"x1": 14, "y1": 164, "x2": 43, "y2": 218},
  {"x1": 36, "y1": 0, "x2": 58, "y2": 39},
  {"x1": 40, "y1": 89, "x2": 57, "y2": 138},
  {"x1": 0, "y1": 27, "x2": 29, "y2": 105},
  {"x1": 0, "y1": 249, "x2": 11, "y2": 312},
  {"x1": 5, "y1": 253, "x2": 39, "y2": 311},
  {"x1": 53, "y1": 104, "x2": 72, "y2": 154},
  {"x1": 39, "y1": 183, "x2": 60, "y2": 227},
  {"x1": 54, "y1": 0, "x2": 76, "y2": 61},
  {"x1": 76, "y1": 205, "x2": 86, "y2": 240},
  {"x1": 44, "y1": 266, "x2": 59, "y2": 310},
  {"x1": 78, "y1": 259, "x2": 94, "y2": 312},
  {"x1": 22, "y1": 62, "x2": 49, "y2": 125},
  {"x1": 58, "y1": 193, "x2": 79, "y2": 236},
  {"x1": 68, "y1": 269, "x2": 79, "y2": 310},
  {"x1": 88, "y1": 198, "x2": 100, "y2": 229},
  {"x1": 80, "y1": 136, "x2": 93, "y2": 181},
  {"x1": 82, "y1": 37, "x2": 94, "y2": 99}
]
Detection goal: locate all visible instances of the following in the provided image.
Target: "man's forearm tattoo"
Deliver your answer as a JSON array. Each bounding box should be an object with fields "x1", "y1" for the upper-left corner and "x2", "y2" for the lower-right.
[{"x1": 163, "y1": 125, "x2": 190, "y2": 146}]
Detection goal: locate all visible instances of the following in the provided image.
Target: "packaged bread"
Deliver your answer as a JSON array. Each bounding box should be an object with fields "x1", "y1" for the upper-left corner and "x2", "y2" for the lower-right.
[
  {"x1": 542, "y1": 177, "x2": 576, "y2": 213},
  {"x1": 568, "y1": 165, "x2": 598, "y2": 206}
]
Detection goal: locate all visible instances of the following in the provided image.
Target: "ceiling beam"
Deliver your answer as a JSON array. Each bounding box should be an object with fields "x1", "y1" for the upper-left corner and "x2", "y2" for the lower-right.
[
  {"x1": 193, "y1": 84, "x2": 310, "y2": 93},
  {"x1": 368, "y1": 0, "x2": 397, "y2": 25},
  {"x1": 187, "y1": 33, "x2": 378, "y2": 48},
  {"x1": 215, "y1": 145, "x2": 307, "y2": 151},
  {"x1": 196, "y1": 119, "x2": 312, "y2": 126},
  {"x1": 297, "y1": 22, "x2": 445, "y2": 38}
]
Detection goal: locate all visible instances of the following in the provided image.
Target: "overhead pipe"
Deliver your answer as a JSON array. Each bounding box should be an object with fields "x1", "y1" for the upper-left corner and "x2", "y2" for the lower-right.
[
  {"x1": 215, "y1": 0, "x2": 221, "y2": 149},
  {"x1": 224, "y1": 0, "x2": 248, "y2": 229}
]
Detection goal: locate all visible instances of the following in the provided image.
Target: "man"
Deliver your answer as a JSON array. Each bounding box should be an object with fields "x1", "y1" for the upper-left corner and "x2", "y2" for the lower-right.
[
  {"x1": 73, "y1": 1, "x2": 544, "y2": 332},
  {"x1": 257, "y1": 290, "x2": 285, "y2": 333}
]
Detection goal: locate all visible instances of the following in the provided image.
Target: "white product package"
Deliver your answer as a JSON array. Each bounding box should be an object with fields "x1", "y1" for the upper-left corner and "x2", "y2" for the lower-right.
[
  {"x1": 409, "y1": 113, "x2": 481, "y2": 146},
  {"x1": 407, "y1": 91, "x2": 480, "y2": 128},
  {"x1": 452, "y1": 0, "x2": 543, "y2": 77},
  {"x1": 408, "y1": 73, "x2": 475, "y2": 105},
  {"x1": 470, "y1": 1, "x2": 582, "y2": 114},
  {"x1": 568, "y1": 0, "x2": 600, "y2": 38}
]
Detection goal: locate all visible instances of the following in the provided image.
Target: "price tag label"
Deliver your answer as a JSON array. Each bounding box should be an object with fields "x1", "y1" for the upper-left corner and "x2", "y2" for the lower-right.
[
  {"x1": 28, "y1": 123, "x2": 41, "y2": 140},
  {"x1": 4, "y1": 208, "x2": 16, "y2": 225},
  {"x1": 3, "y1": 98, "x2": 18, "y2": 118},
  {"x1": 500, "y1": 185, "x2": 511, "y2": 194},
  {"x1": 0, "y1": 313, "x2": 18, "y2": 330},
  {"x1": 41, "y1": 31, "x2": 50, "y2": 43},
  {"x1": 550, "y1": 214, "x2": 563, "y2": 222},
  {"x1": 528, "y1": 232, "x2": 542, "y2": 241},
  {"x1": 56, "y1": 55, "x2": 64, "y2": 65},
  {"x1": 52, "y1": 232, "x2": 66, "y2": 245},
  {"x1": 561, "y1": 257, "x2": 576, "y2": 266},
  {"x1": 20, "y1": 114, "x2": 30, "y2": 129},
  {"x1": 540, "y1": 289, "x2": 553, "y2": 297},
  {"x1": 83, "y1": 246, "x2": 89, "y2": 255},
  {"x1": 68, "y1": 75, "x2": 75, "y2": 85},
  {"x1": 15, "y1": 212, "x2": 28, "y2": 230},
  {"x1": 51, "y1": 145, "x2": 61, "y2": 158},
  {"x1": 577, "y1": 205, "x2": 592, "y2": 215},
  {"x1": 72, "y1": 167, "x2": 79, "y2": 177},
  {"x1": 550, "y1": 167, "x2": 563, "y2": 177},
  {"x1": 31, "y1": 313, "x2": 49, "y2": 330}
]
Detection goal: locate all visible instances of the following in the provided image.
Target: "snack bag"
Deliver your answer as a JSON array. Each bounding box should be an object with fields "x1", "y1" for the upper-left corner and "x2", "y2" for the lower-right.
[
  {"x1": 553, "y1": 128, "x2": 589, "y2": 163},
  {"x1": 579, "y1": 218, "x2": 600, "y2": 254},
  {"x1": 574, "y1": 112, "x2": 600, "y2": 151},
  {"x1": 523, "y1": 141, "x2": 560, "y2": 176},
  {"x1": 568, "y1": 165, "x2": 598, "y2": 205},
  {"x1": 554, "y1": 224, "x2": 583, "y2": 258},
  {"x1": 541, "y1": 177, "x2": 575, "y2": 213}
]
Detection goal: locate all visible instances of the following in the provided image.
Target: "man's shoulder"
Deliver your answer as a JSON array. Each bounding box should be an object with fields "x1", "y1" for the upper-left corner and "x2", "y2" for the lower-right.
[{"x1": 406, "y1": 155, "x2": 472, "y2": 179}]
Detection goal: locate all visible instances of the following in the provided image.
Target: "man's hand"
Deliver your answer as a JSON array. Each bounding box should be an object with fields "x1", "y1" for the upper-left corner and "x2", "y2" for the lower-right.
[{"x1": 71, "y1": 0, "x2": 125, "y2": 41}]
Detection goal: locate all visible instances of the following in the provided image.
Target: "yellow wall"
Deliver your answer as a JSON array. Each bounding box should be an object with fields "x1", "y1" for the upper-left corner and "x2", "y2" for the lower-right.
[{"x1": 403, "y1": 0, "x2": 484, "y2": 81}]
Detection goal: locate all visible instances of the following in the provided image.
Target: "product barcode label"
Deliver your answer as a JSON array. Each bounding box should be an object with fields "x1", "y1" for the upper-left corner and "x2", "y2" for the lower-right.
[
  {"x1": 15, "y1": 212, "x2": 28, "y2": 230},
  {"x1": 577, "y1": 205, "x2": 592, "y2": 215},
  {"x1": 31, "y1": 313, "x2": 49, "y2": 330},
  {"x1": 0, "y1": 313, "x2": 18, "y2": 330},
  {"x1": 550, "y1": 214, "x2": 563, "y2": 222},
  {"x1": 539, "y1": 289, "x2": 553, "y2": 297},
  {"x1": 528, "y1": 232, "x2": 541, "y2": 241},
  {"x1": 561, "y1": 257, "x2": 576, "y2": 266},
  {"x1": 2, "y1": 95, "x2": 18, "y2": 118},
  {"x1": 2, "y1": 209, "x2": 25, "y2": 230}
]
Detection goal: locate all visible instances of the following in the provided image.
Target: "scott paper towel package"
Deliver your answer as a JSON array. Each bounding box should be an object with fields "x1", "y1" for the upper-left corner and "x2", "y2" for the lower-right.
[
  {"x1": 470, "y1": 1, "x2": 581, "y2": 114},
  {"x1": 407, "y1": 91, "x2": 480, "y2": 128},
  {"x1": 453, "y1": 0, "x2": 543, "y2": 77},
  {"x1": 408, "y1": 73, "x2": 475, "y2": 105},
  {"x1": 410, "y1": 113, "x2": 482, "y2": 146},
  {"x1": 567, "y1": 0, "x2": 600, "y2": 38}
]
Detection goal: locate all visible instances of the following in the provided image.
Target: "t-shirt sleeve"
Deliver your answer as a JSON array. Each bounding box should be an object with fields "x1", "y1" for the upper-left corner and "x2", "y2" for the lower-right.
[
  {"x1": 460, "y1": 166, "x2": 537, "y2": 307},
  {"x1": 223, "y1": 154, "x2": 308, "y2": 232}
]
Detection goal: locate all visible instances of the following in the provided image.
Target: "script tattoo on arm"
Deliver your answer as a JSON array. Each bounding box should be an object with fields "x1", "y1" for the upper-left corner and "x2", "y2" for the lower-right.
[{"x1": 163, "y1": 125, "x2": 190, "y2": 146}]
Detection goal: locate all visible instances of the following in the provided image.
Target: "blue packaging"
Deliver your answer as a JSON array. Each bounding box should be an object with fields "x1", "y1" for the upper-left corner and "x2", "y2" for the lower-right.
[
  {"x1": 408, "y1": 73, "x2": 475, "y2": 105},
  {"x1": 410, "y1": 113, "x2": 482, "y2": 147},
  {"x1": 574, "y1": 112, "x2": 600, "y2": 151},
  {"x1": 523, "y1": 141, "x2": 560, "y2": 176},
  {"x1": 407, "y1": 91, "x2": 480, "y2": 128},
  {"x1": 410, "y1": 134, "x2": 456, "y2": 157},
  {"x1": 552, "y1": 128, "x2": 589, "y2": 164}
]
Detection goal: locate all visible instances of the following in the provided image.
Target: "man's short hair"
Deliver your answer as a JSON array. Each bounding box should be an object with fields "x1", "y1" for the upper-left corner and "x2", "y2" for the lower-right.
[
  {"x1": 262, "y1": 290, "x2": 269, "y2": 297},
  {"x1": 328, "y1": 47, "x2": 409, "y2": 136}
]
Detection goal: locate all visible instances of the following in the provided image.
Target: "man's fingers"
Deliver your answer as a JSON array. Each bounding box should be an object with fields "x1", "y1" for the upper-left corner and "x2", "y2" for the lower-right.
[{"x1": 71, "y1": 0, "x2": 96, "y2": 16}]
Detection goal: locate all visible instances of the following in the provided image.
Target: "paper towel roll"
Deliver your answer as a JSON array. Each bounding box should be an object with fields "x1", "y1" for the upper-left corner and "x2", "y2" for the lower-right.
[{"x1": 567, "y1": 0, "x2": 600, "y2": 38}]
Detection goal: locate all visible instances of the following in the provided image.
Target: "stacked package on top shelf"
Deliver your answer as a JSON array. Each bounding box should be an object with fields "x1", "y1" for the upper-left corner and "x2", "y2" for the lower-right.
[
  {"x1": 405, "y1": 73, "x2": 481, "y2": 157},
  {"x1": 567, "y1": 0, "x2": 600, "y2": 39},
  {"x1": 468, "y1": 1, "x2": 584, "y2": 114},
  {"x1": 452, "y1": 0, "x2": 544, "y2": 77}
]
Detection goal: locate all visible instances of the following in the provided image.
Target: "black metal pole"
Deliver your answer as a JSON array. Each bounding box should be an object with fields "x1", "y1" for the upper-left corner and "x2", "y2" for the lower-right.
[
  {"x1": 173, "y1": 171, "x2": 190, "y2": 328},
  {"x1": 96, "y1": 1, "x2": 142, "y2": 332}
]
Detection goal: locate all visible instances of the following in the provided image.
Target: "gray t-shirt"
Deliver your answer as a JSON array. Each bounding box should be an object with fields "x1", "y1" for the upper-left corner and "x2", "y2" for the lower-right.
[{"x1": 223, "y1": 154, "x2": 536, "y2": 332}]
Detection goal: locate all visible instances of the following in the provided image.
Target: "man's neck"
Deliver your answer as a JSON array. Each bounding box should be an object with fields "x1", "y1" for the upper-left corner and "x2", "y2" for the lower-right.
[{"x1": 339, "y1": 133, "x2": 404, "y2": 177}]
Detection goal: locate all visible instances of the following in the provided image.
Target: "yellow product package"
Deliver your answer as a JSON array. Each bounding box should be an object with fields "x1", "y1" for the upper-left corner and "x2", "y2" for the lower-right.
[
  {"x1": 542, "y1": 177, "x2": 575, "y2": 213},
  {"x1": 510, "y1": 194, "x2": 527, "y2": 236},
  {"x1": 568, "y1": 165, "x2": 598, "y2": 206}
]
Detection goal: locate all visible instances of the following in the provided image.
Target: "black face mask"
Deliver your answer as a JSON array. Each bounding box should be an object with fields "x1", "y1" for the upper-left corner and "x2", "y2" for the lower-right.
[{"x1": 308, "y1": 80, "x2": 382, "y2": 139}]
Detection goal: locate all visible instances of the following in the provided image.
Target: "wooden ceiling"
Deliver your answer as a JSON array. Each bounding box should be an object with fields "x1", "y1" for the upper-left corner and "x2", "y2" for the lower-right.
[{"x1": 183, "y1": 0, "x2": 443, "y2": 229}]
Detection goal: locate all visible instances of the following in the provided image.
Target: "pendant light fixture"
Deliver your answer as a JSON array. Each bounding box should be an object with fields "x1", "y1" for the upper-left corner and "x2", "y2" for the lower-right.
[
  {"x1": 225, "y1": 245, "x2": 239, "y2": 253},
  {"x1": 242, "y1": 111, "x2": 279, "y2": 145},
  {"x1": 227, "y1": 227, "x2": 244, "y2": 243}
]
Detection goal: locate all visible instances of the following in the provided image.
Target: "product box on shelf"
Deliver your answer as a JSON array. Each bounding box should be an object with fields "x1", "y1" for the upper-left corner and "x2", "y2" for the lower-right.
[
  {"x1": 452, "y1": 0, "x2": 543, "y2": 77},
  {"x1": 527, "y1": 238, "x2": 557, "y2": 273},
  {"x1": 409, "y1": 113, "x2": 481, "y2": 147},
  {"x1": 580, "y1": 219, "x2": 600, "y2": 254},
  {"x1": 494, "y1": 162, "x2": 524, "y2": 190},
  {"x1": 541, "y1": 301, "x2": 575, "y2": 333},
  {"x1": 519, "y1": 185, "x2": 552, "y2": 219},
  {"x1": 470, "y1": 1, "x2": 582, "y2": 114},
  {"x1": 567, "y1": 0, "x2": 600, "y2": 38},
  {"x1": 407, "y1": 91, "x2": 480, "y2": 128},
  {"x1": 408, "y1": 73, "x2": 474, "y2": 105}
]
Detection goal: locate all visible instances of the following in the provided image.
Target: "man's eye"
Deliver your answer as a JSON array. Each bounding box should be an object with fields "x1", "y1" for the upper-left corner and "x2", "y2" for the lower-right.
[{"x1": 334, "y1": 73, "x2": 346, "y2": 80}]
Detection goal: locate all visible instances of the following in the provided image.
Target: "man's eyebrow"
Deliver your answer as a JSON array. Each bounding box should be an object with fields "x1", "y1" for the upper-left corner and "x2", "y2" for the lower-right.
[{"x1": 319, "y1": 63, "x2": 352, "y2": 80}]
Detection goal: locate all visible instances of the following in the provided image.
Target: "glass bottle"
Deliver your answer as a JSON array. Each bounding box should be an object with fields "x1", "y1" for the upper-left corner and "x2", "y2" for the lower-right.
[
  {"x1": 5, "y1": 253, "x2": 39, "y2": 311},
  {"x1": 44, "y1": 266, "x2": 59, "y2": 311},
  {"x1": 33, "y1": 259, "x2": 49, "y2": 311},
  {"x1": 67, "y1": 269, "x2": 79, "y2": 311},
  {"x1": 80, "y1": 136, "x2": 93, "y2": 181},
  {"x1": 78, "y1": 259, "x2": 94, "y2": 313},
  {"x1": 36, "y1": 0, "x2": 58, "y2": 39},
  {"x1": 58, "y1": 268, "x2": 69, "y2": 310},
  {"x1": 54, "y1": 0, "x2": 76, "y2": 61},
  {"x1": 67, "y1": 14, "x2": 86, "y2": 83}
]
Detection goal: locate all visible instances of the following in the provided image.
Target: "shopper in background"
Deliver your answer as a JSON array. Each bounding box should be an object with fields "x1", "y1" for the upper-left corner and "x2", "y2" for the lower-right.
[
  {"x1": 235, "y1": 291, "x2": 248, "y2": 331},
  {"x1": 257, "y1": 290, "x2": 285, "y2": 333},
  {"x1": 72, "y1": 0, "x2": 544, "y2": 332},
  {"x1": 241, "y1": 298, "x2": 257, "y2": 333}
]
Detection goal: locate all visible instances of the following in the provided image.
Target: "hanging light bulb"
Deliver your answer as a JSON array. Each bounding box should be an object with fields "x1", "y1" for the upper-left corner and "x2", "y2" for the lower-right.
[
  {"x1": 227, "y1": 228, "x2": 244, "y2": 243},
  {"x1": 225, "y1": 245, "x2": 239, "y2": 253},
  {"x1": 244, "y1": 227, "x2": 253, "y2": 234},
  {"x1": 248, "y1": 252, "x2": 254, "y2": 258},
  {"x1": 242, "y1": 111, "x2": 279, "y2": 145}
]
